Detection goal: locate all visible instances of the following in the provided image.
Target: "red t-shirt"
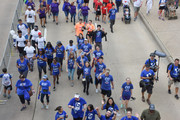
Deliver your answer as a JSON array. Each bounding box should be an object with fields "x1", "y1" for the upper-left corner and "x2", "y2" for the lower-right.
[
  {"x1": 101, "y1": 6, "x2": 107, "y2": 14},
  {"x1": 106, "y1": 2, "x2": 115, "y2": 12},
  {"x1": 94, "y1": 0, "x2": 98, "y2": 3},
  {"x1": 95, "y1": 1, "x2": 102, "y2": 11},
  {"x1": 103, "y1": 0, "x2": 109, "y2": 3}
]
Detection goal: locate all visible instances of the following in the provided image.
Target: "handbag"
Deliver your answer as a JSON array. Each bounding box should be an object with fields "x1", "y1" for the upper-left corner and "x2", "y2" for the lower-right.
[{"x1": 139, "y1": 80, "x2": 146, "y2": 88}]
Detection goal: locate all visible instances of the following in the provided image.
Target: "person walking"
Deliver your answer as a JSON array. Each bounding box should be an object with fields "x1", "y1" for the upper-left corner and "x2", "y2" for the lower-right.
[
  {"x1": 16, "y1": 30, "x2": 27, "y2": 55},
  {"x1": 15, "y1": 75, "x2": 33, "y2": 111},
  {"x1": 51, "y1": 57, "x2": 61, "y2": 91},
  {"x1": 92, "y1": 46, "x2": 104, "y2": 68},
  {"x1": 66, "y1": 53, "x2": 76, "y2": 87},
  {"x1": 75, "y1": 19, "x2": 85, "y2": 40},
  {"x1": 95, "y1": 0, "x2": 102, "y2": 21},
  {"x1": 158, "y1": 0, "x2": 166, "y2": 21},
  {"x1": 47, "y1": 0, "x2": 52, "y2": 18},
  {"x1": 16, "y1": 54, "x2": 30, "y2": 78},
  {"x1": 25, "y1": 6, "x2": 36, "y2": 30},
  {"x1": 121, "y1": 107, "x2": 140, "y2": 120},
  {"x1": 141, "y1": 104, "x2": 161, "y2": 120},
  {"x1": 68, "y1": 93, "x2": 87, "y2": 120},
  {"x1": 76, "y1": 0, "x2": 84, "y2": 20},
  {"x1": 109, "y1": 5, "x2": 117, "y2": 33},
  {"x1": 83, "y1": 104, "x2": 98, "y2": 120},
  {"x1": 145, "y1": 0, "x2": 153, "y2": 15},
  {"x1": 35, "y1": 32, "x2": 46, "y2": 50},
  {"x1": 96, "y1": 107, "x2": 117, "y2": 120},
  {"x1": 26, "y1": 0, "x2": 35, "y2": 10},
  {"x1": 80, "y1": 3, "x2": 90, "y2": 23},
  {"x1": 86, "y1": 20, "x2": 95, "y2": 44},
  {"x1": 38, "y1": 75, "x2": 51, "y2": 109},
  {"x1": 66, "y1": 40, "x2": 77, "y2": 58},
  {"x1": 63, "y1": 0, "x2": 71, "y2": 23},
  {"x1": 70, "y1": 2, "x2": 76, "y2": 25},
  {"x1": 80, "y1": 39, "x2": 92, "y2": 62},
  {"x1": 35, "y1": 49, "x2": 47, "y2": 80},
  {"x1": 133, "y1": 0, "x2": 142, "y2": 21},
  {"x1": 77, "y1": 33, "x2": 85, "y2": 51},
  {"x1": 37, "y1": 5, "x2": 47, "y2": 28},
  {"x1": 51, "y1": 0, "x2": 61, "y2": 25},
  {"x1": 24, "y1": 42, "x2": 36, "y2": 72},
  {"x1": 44, "y1": 42, "x2": 54, "y2": 70},
  {"x1": 101, "y1": 3, "x2": 107, "y2": 23},
  {"x1": 0, "y1": 68, "x2": 12, "y2": 99},
  {"x1": 116, "y1": 0, "x2": 122, "y2": 12},
  {"x1": 55, "y1": 106, "x2": 68, "y2": 120},
  {"x1": 30, "y1": 25, "x2": 41, "y2": 49},
  {"x1": 17, "y1": 19, "x2": 29, "y2": 40}
]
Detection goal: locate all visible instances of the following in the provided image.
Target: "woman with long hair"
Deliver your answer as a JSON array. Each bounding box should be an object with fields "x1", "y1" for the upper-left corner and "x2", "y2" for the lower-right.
[{"x1": 44, "y1": 42, "x2": 54, "y2": 70}]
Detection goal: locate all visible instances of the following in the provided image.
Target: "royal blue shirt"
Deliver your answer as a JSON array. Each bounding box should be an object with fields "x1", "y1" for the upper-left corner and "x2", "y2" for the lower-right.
[
  {"x1": 121, "y1": 116, "x2": 138, "y2": 120},
  {"x1": 68, "y1": 58, "x2": 75, "y2": 69},
  {"x1": 17, "y1": 58, "x2": 29, "y2": 72},
  {"x1": 122, "y1": 82, "x2": 133, "y2": 96},
  {"x1": 36, "y1": 54, "x2": 47, "y2": 67},
  {"x1": 168, "y1": 64, "x2": 179, "y2": 78},
  {"x1": 45, "y1": 47, "x2": 54, "y2": 59},
  {"x1": 39, "y1": 80, "x2": 51, "y2": 94},
  {"x1": 16, "y1": 78, "x2": 32, "y2": 95},
  {"x1": 81, "y1": 43, "x2": 92, "y2": 54},
  {"x1": 68, "y1": 97, "x2": 87, "y2": 118},
  {"x1": 76, "y1": 56, "x2": 88, "y2": 69},
  {"x1": 55, "y1": 45, "x2": 65, "y2": 58},
  {"x1": 141, "y1": 69, "x2": 155, "y2": 83},
  {"x1": 77, "y1": 38, "x2": 84, "y2": 49},
  {"x1": 101, "y1": 74, "x2": 113, "y2": 90},
  {"x1": 47, "y1": 0, "x2": 52, "y2": 5},
  {"x1": 95, "y1": 31, "x2": 102, "y2": 43},
  {"x1": 95, "y1": 62, "x2": 106, "y2": 76},
  {"x1": 100, "y1": 115, "x2": 112, "y2": 120},
  {"x1": 93, "y1": 50, "x2": 104, "y2": 59},
  {"x1": 51, "y1": 62, "x2": 60, "y2": 74},
  {"x1": 55, "y1": 111, "x2": 67, "y2": 120},
  {"x1": 85, "y1": 109, "x2": 97, "y2": 120},
  {"x1": 83, "y1": 66, "x2": 92, "y2": 78},
  {"x1": 63, "y1": 1, "x2": 70, "y2": 11},
  {"x1": 103, "y1": 104, "x2": 119, "y2": 117},
  {"x1": 145, "y1": 59, "x2": 157, "y2": 69},
  {"x1": 109, "y1": 8, "x2": 117, "y2": 20}
]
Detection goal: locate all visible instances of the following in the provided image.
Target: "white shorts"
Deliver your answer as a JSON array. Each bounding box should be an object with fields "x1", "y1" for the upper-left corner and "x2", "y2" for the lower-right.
[{"x1": 168, "y1": 78, "x2": 180, "y2": 88}]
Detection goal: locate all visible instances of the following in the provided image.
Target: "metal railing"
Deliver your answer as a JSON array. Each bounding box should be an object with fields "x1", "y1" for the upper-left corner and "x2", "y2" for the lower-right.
[{"x1": 0, "y1": 0, "x2": 24, "y2": 95}]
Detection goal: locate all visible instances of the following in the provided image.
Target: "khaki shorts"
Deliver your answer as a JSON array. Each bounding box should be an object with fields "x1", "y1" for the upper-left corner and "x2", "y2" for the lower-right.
[{"x1": 168, "y1": 78, "x2": 180, "y2": 88}]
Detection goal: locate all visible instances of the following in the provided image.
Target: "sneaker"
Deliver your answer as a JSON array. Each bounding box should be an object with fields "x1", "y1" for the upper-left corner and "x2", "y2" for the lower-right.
[
  {"x1": 158, "y1": 16, "x2": 161, "y2": 19},
  {"x1": 86, "y1": 91, "x2": 89, "y2": 95},
  {"x1": 7, "y1": 95, "x2": 11, "y2": 99},
  {"x1": 146, "y1": 99, "x2": 151, "y2": 105},
  {"x1": 77, "y1": 76, "x2": 80, "y2": 80},
  {"x1": 168, "y1": 89, "x2": 171, "y2": 94},
  {"x1": 142, "y1": 96, "x2": 145, "y2": 102},
  {"x1": 46, "y1": 105, "x2": 49, "y2": 110},
  {"x1": 71, "y1": 82, "x2": 74, "y2": 87},
  {"x1": 20, "y1": 106, "x2": 26, "y2": 111},
  {"x1": 57, "y1": 81, "x2": 59, "y2": 84},
  {"x1": 111, "y1": 30, "x2": 113, "y2": 33},
  {"x1": 134, "y1": 17, "x2": 137, "y2": 21},
  {"x1": 175, "y1": 95, "x2": 179, "y2": 100},
  {"x1": 56, "y1": 23, "x2": 58, "y2": 25},
  {"x1": 3, "y1": 93, "x2": 6, "y2": 98},
  {"x1": 96, "y1": 89, "x2": 98, "y2": 93},
  {"x1": 53, "y1": 19, "x2": 55, "y2": 22},
  {"x1": 120, "y1": 104, "x2": 124, "y2": 109},
  {"x1": 27, "y1": 101, "x2": 30, "y2": 105},
  {"x1": 68, "y1": 76, "x2": 70, "y2": 80},
  {"x1": 124, "y1": 109, "x2": 127, "y2": 113},
  {"x1": 83, "y1": 89, "x2": 85, "y2": 93},
  {"x1": 162, "y1": 18, "x2": 165, "y2": 21},
  {"x1": 53, "y1": 87, "x2": 56, "y2": 91},
  {"x1": 41, "y1": 104, "x2": 46, "y2": 109}
]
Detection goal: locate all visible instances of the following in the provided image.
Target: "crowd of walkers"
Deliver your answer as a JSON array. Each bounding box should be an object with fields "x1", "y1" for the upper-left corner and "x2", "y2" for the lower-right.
[{"x1": 3, "y1": 0, "x2": 180, "y2": 119}]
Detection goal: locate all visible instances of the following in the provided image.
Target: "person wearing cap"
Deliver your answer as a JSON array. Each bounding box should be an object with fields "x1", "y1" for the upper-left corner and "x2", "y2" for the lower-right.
[
  {"x1": 16, "y1": 54, "x2": 30, "y2": 78},
  {"x1": 55, "y1": 106, "x2": 68, "y2": 120},
  {"x1": 17, "y1": 19, "x2": 29, "y2": 40},
  {"x1": 92, "y1": 25, "x2": 107, "y2": 50},
  {"x1": 141, "y1": 104, "x2": 161, "y2": 120},
  {"x1": 76, "y1": 52, "x2": 88, "y2": 80},
  {"x1": 75, "y1": 19, "x2": 85, "y2": 40},
  {"x1": 30, "y1": 25, "x2": 41, "y2": 49},
  {"x1": 80, "y1": 39, "x2": 92, "y2": 62},
  {"x1": 142, "y1": 53, "x2": 158, "y2": 73},
  {"x1": 140, "y1": 63, "x2": 155, "y2": 105},
  {"x1": 37, "y1": 4, "x2": 47, "y2": 28},
  {"x1": 35, "y1": 49, "x2": 47, "y2": 80},
  {"x1": 35, "y1": 32, "x2": 46, "y2": 49},
  {"x1": 55, "y1": 41, "x2": 66, "y2": 71},
  {"x1": 95, "y1": 56, "x2": 106, "y2": 93},
  {"x1": 39, "y1": 75, "x2": 51, "y2": 109},
  {"x1": 109, "y1": 5, "x2": 117, "y2": 33},
  {"x1": 16, "y1": 30, "x2": 27, "y2": 55},
  {"x1": 15, "y1": 75, "x2": 33, "y2": 111},
  {"x1": 25, "y1": 6, "x2": 36, "y2": 30},
  {"x1": 86, "y1": 20, "x2": 95, "y2": 44},
  {"x1": 68, "y1": 93, "x2": 87, "y2": 120},
  {"x1": 121, "y1": 107, "x2": 140, "y2": 120},
  {"x1": 50, "y1": 0, "x2": 61, "y2": 25},
  {"x1": 96, "y1": 107, "x2": 117, "y2": 120},
  {"x1": 98, "y1": 69, "x2": 114, "y2": 101},
  {"x1": 66, "y1": 40, "x2": 77, "y2": 58}
]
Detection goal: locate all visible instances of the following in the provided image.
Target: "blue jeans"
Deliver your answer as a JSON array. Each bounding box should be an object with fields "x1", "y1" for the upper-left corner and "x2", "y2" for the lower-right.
[
  {"x1": 83, "y1": 15, "x2": 88, "y2": 23},
  {"x1": 64, "y1": 11, "x2": 69, "y2": 17},
  {"x1": 68, "y1": 68, "x2": 75, "y2": 80},
  {"x1": 116, "y1": 1, "x2": 122, "y2": 12},
  {"x1": 70, "y1": 13, "x2": 76, "y2": 24}
]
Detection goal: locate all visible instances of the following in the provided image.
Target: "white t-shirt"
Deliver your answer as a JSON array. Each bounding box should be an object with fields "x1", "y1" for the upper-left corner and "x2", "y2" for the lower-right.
[
  {"x1": 123, "y1": 0, "x2": 130, "y2": 5},
  {"x1": 0, "y1": 73, "x2": 12, "y2": 86},
  {"x1": 24, "y1": 46, "x2": 35, "y2": 58},
  {"x1": 159, "y1": 0, "x2": 166, "y2": 6},
  {"x1": 25, "y1": 10, "x2": 36, "y2": 23},
  {"x1": 36, "y1": 37, "x2": 45, "y2": 49},
  {"x1": 30, "y1": 29, "x2": 41, "y2": 40},
  {"x1": 17, "y1": 23, "x2": 28, "y2": 36},
  {"x1": 134, "y1": 0, "x2": 142, "y2": 7},
  {"x1": 16, "y1": 36, "x2": 26, "y2": 47}
]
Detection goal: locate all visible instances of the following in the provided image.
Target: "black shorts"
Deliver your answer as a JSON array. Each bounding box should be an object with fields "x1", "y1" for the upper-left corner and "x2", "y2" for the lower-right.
[
  {"x1": 142, "y1": 85, "x2": 153, "y2": 94},
  {"x1": 159, "y1": 6, "x2": 165, "y2": 10},
  {"x1": 95, "y1": 77, "x2": 102, "y2": 85},
  {"x1": 101, "y1": 89, "x2": 111, "y2": 97},
  {"x1": 96, "y1": 11, "x2": 101, "y2": 15},
  {"x1": 86, "y1": 31, "x2": 93, "y2": 38},
  {"x1": 39, "y1": 16, "x2": 46, "y2": 19},
  {"x1": 84, "y1": 0, "x2": 89, "y2": 3},
  {"x1": 103, "y1": 13, "x2": 107, "y2": 15},
  {"x1": 4, "y1": 85, "x2": 12, "y2": 90}
]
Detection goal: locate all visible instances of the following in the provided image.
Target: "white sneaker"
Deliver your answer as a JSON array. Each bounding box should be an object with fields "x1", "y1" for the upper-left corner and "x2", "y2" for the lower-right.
[
  {"x1": 41, "y1": 104, "x2": 46, "y2": 109},
  {"x1": 46, "y1": 105, "x2": 49, "y2": 110},
  {"x1": 96, "y1": 89, "x2": 98, "y2": 93}
]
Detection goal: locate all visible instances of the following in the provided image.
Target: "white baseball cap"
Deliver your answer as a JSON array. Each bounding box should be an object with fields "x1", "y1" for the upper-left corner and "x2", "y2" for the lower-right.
[{"x1": 74, "y1": 93, "x2": 80, "y2": 98}]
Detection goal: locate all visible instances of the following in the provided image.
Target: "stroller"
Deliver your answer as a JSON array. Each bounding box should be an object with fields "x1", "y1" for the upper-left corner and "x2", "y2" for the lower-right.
[
  {"x1": 165, "y1": 0, "x2": 178, "y2": 20},
  {"x1": 121, "y1": 5, "x2": 131, "y2": 24}
]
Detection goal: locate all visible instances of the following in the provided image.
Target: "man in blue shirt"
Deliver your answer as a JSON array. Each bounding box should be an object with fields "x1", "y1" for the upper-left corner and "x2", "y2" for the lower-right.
[
  {"x1": 109, "y1": 5, "x2": 117, "y2": 33},
  {"x1": 99, "y1": 69, "x2": 114, "y2": 101},
  {"x1": 80, "y1": 39, "x2": 92, "y2": 62},
  {"x1": 167, "y1": 58, "x2": 180, "y2": 99},
  {"x1": 140, "y1": 64, "x2": 155, "y2": 105}
]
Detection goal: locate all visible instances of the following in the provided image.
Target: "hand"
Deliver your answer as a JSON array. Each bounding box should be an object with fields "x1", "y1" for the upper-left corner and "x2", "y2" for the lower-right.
[
  {"x1": 66, "y1": 69, "x2": 68, "y2": 73},
  {"x1": 95, "y1": 107, "x2": 99, "y2": 111},
  {"x1": 82, "y1": 108, "x2": 85, "y2": 112},
  {"x1": 113, "y1": 111, "x2": 117, "y2": 115},
  {"x1": 79, "y1": 66, "x2": 82, "y2": 69},
  {"x1": 17, "y1": 66, "x2": 21, "y2": 68},
  {"x1": 112, "y1": 86, "x2": 114, "y2": 89},
  {"x1": 71, "y1": 106, "x2": 74, "y2": 109},
  {"x1": 120, "y1": 95, "x2": 122, "y2": 99},
  {"x1": 63, "y1": 57, "x2": 65, "y2": 60},
  {"x1": 15, "y1": 90, "x2": 17, "y2": 93},
  {"x1": 101, "y1": 100, "x2": 105, "y2": 105},
  {"x1": 170, "y1": 77, "x2": 173, "y2": 81}
]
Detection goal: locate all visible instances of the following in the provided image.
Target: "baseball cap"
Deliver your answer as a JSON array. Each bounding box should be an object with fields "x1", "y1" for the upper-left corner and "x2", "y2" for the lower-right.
[
  {"x1": 74, "y1": 93, "x2": 80, "y2": 98},
  {"x1": 43, "y1": 75, "x2": 48, "y2": 79},
  {"x1": 57, "y1": 41, "x2": 62, "y2": 45},
  {"x1": 150, "y1": 53, "x2": 155, "y2": 57},
  {"x1": 28, "y1": 6, "x2": 32, "y2": 9},
  {"x1": 145, "y1": 64, "x2": 150, "y2": 68},
  {"x1": 149, "y1": 104, "x2": 155, "y2": 110},
  {"x1": 38, "y1": 32, "x2": 41, "y2": 36},
  {"x1": 84, "y1": 39, "x2": 88, "y2": 41}
]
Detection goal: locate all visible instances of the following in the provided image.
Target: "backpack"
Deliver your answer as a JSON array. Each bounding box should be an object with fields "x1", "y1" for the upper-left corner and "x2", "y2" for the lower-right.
[{"x1": 166, "y1": 63, "x2": 180, "y2": 73}]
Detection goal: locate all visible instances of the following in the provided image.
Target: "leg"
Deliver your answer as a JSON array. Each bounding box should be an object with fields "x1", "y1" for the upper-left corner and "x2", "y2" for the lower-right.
[
  {"x1": 38, "y1": 65, "x2": 43, "y2": 80},
  {"x1": 83, "y1": 81, "x2": 86, "y2": 93},
  {"x1": 18, "y1": 95, "x2": 26, "y2": 107},
  {"x1": 22, "y1": 70, "x2": 28, "y2": 78},
  {"x1": 40, "y1": 93, "x2": 45, "y2": 104},
  {"x1": 68, "y1": 69, "x2": 71, "y2": 79},
  {"x1": 53, "y1": 75, "x2": 56, "y2": 88},
  {"x1": 40, "y1": 19, "x2": 43, "y2": 27},
  {"x1": 46, "y1": 94, "x2": 49, "y2": 105},
  {"x1": 42, "y1": 65, "x2": 47, "y2": 75},
  {"x1": 43, "y1": 18, "x2": 46, "y2": 26},
  {"x1": 57, "y1": 75, "x2": 59, "y2": 83},
  {"x1": 3, "y1": 87, "x2": 6, "y2": 97},
  {"x1": 71, "y1": 68, "x2": 75, "y2": 80},
  {"x1": 86, "y1": 81, "x2": 90, "y2": 95}
]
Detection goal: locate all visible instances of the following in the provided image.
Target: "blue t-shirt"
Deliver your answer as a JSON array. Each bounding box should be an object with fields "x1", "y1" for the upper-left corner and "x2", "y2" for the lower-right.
[
  {"x1": 77, "y1": 38, "x2": 84, "y2": 49},
  {"x1": 168, "y1": 64, "x2": 179, "y2": 78},
  {"x1": 122, "y1": 82, "x2": 133, "y2": 96},
  {"x1": 95, "y1": 62, "x2": 106, "y2": 76},
  {"x1": 81, "y1": 43, "x2": 92, "y2": 53},
  {"x1": 17, "y1": 58, "x2": 29, "y2": 72},
  {"x1": 51, "y1": 62, "x2": 60, "y2": 74},
  {"x1": 101, "y1": 74, "x2": 113, "y2": 90},
  {"x1": 81, "y1": 6, "x2": 90, "y2": 16},
  {"x1": 55, "y1": 111, "x2": 67, "y2": 120},
  {"x1": 55, "y1": 45, "x2": 65, "y2": 58},
  {"x1": 93, "y1": 50, "x2": 104, "y2": 59},
  {"x1": 85, "y1": 109, "x2": 97, "y2": 120},
  {"x1": 145, "y1": 59, "x2": 157, "y2": 69},
  {"x1": 47, "y1": 0, "x2": 52, "y2": 5},
  {"x1": 76, "y1": 56, "x2": 88, "y2": 69},
  {"x1": 36, "y1": 54, "x2": 47, "y2": 67},
  {"x1": 109, "y1": 9, "x2": 117, "y2": 20},
  {"x1": 100, "y1": 115, "x2": 112, "y2": 120},
  {"x1": 68, "y1": 58, "x2": 75, "y2": 69},
  {"x1": 83, "y1": 66, "x2": 92, "y2": 78},
  {"x1": 63, "y1": 2, "x2": 70, "y2": 11},
  {"x1": 16, "y1": 79, "x2": 32, "y2": 95},
  {"x1": 66, "y1": 45, "x2": 77, "y2": 57},
  {"x1": 103, "y1": 104, "x2": 119, "y2": 117},
  {"x1": 45, "y1": 47, "x2": 54, "y2": 59},
  {"x1": 77, "y1": 0, "x2": 84, "y2": 9},
  {"x1": 95, "y1": 31, "x2": 102, "y2": 43},
  {"x1": 39, "y1": 80, "x2": 51, "y2": 94},
  {"x1": 141, "y1": 69, "x2": 155, "y2": 83},
  {"x1": 68, "y1": 97, "x2": 87, "y2": 118},
  {"x1": 121, "y1": 116, "x2": 138, "y2": 120}
]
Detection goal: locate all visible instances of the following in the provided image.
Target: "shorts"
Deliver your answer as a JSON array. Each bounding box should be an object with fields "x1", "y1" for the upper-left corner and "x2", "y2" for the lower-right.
[
  {"x1": 4, "y1": 85, "x2": 12, "y2": 90},
  {"x1": 101, "y1": 89, "x2": 111, "y2": 97},
  {"x1": 53, "y1": 72, "x2": 59, "y2": 76},
  {"x1": 134, "y1": 7, "x2": 140, "y2": 12},
  {"x1": 64, "y1": 11, "x2": 70, "y2": 17},
  {"x1": 141, "y1": 84, "x2": 153, "y2": 94},
  {"x1": 122, "y1": 95, "x2": 131, "y2": 100},
  {"x1": 168, "y1": 78, "x2": 180, "y2": 88},
  {"x1": 86, "y1": 31, "x2": 93, "y2": 38},
  {"x1": 39, "y1": 16, "x2": 46, "y2": 19},
  {"x1": 96, "y1": 11, "x2": 101, "y2": 15},
  {"x1": 52, "y1": 12, "x2": 59, "y2": 16},
  {"x1": 95, "y1": 77, "x2": 102, "y2": 85},
  {"x1": 84, "y1": 0, "x2": 89, "y2": 3},
  {"x1": 102, "y1": 13, "x2": 107, "y2": 15},
  {"x1": 159, "y1": 6, "x2": 165, "y2": 10}
]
